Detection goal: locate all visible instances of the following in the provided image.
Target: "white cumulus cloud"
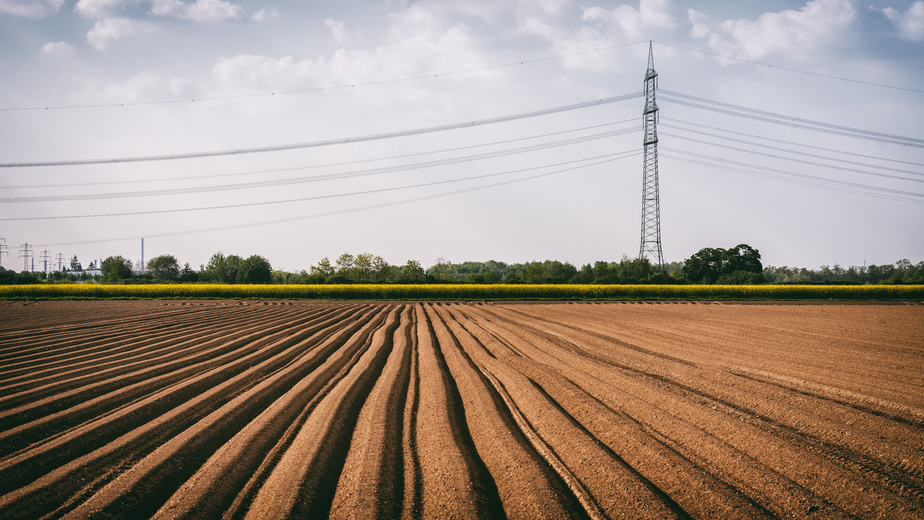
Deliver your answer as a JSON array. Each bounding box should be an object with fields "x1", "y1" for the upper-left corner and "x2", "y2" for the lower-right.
[
  {"x1": 582, "y1": 0, "x2": 676, "y2": 39},
  {"x1": 102, "y1": 70, "x2": 191, "y2": 101},
  {"x1": 74, "y1": 0, "x2": 131, "y2": 19},
  {"x1": 87, "y1": 17, "x2": 139, "y2": 50},
  {"x1": 688, "y1": 0, "x2": 855, "y2": 60},
  {"x1": 150, "y1": 0, "x2": 244, "y2": 22},
  {"x1": 41, "y1": 41, "x2": 76, "y2": 56},
  {"x1": 884, "y1": 1, "x2": 924, "y2": 41},
  {"x1": 0, "y1": 0, "x2": 64, "y2": 18},
  {"x1": 325, "y1": 18, "x2": 354, "y2": 44},
  {"x1": 251, "y1": 8, "x2": 278, "y2": 22}
]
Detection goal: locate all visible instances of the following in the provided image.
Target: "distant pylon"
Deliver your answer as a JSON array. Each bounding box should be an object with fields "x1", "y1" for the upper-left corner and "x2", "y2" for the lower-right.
[
  {"x1": 40, "y1": 250, "x2": 51, "y2": 274},
  {"x1": 639, "y1": 41, "x2": 664, "y2": 267},
  {"x1": 19, "y1": 243, "x2": 33, "y2": 272}
]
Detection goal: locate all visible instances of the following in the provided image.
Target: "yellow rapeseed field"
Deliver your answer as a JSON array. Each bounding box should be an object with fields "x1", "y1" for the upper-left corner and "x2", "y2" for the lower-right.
[{"x1": 1, "y1": 284, "x2": 923, "y2": 300}]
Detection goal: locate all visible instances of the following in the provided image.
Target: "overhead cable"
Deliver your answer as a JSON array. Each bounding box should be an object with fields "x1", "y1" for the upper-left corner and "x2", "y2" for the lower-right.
[
  {"x1": 660, "y1": 132, "x2": 924, "y2": 183},
  {"x1": 662, "y1": 117, "x2": 924, "y2": 168},
  {"x1": 4, "y1": 151, "x2": 640, "y2": 221},
  {"x1": 661, "y1": 154, "x2": 924, "y2": 206},
  {"x1": 0, "y1": 92, "x2": 642, "y2": 168},
  {"x1": 2, "y1": 41, "x2": 648, "y2": 112},
  {"x1": 652, "y1": 40, "x2": 924, "y2": 95},
  {"x1": 1, "y1": 129, "x2": 635, "y2": 203},
  {"x1": 660, "y1": 147, "x2": 924, "y2": 200},
  {"x1": 34, "y1": 154, "x2": 635, "y2": 247},
  {"x1": 1, "y1": 119, "x2": 637, "y2": 190},
  {"x1": 659, "y1": 90, "x2": 924, "y2": 148}
]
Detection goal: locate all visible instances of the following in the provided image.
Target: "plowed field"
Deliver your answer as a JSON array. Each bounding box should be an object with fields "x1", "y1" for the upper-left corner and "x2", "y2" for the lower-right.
[{"x1": 1, "y1": 300, "x2": 922, "y2": 519}]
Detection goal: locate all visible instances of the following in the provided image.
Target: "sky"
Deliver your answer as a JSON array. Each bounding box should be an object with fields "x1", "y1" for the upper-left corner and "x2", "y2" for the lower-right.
[{"x1": 1, "y1": 0, "x2": 922, "y2": 273}]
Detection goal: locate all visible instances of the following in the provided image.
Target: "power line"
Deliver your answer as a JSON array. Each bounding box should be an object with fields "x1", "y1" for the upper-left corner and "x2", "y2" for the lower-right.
[
  {"x1": 652, "y1": 40, "x2": 924, "y2": 95},
  {"x1": 4, "y1": 151, "x2": 640, "y2": 221},
  {"x1": 0, "y1": 92, "x2": 642, "y2": 168},
  {"x1": 660, "y1": 131, "x2": 924, "y2": 184},
  {"x1": 34, "y1": 154, "x2": 636, "y2": 248},
  {"x1": 0, "y1": 128, "x2": 635, "y2": 203},
  {"x1": 662, "y1": 117, "x2": 924, "y2": 168},
  {"x1": 660, "y1": 147, "x2": 924, "y2": 200},
  {"x1": 1, "y1": 119, "x2": 637, "y2": 190},
  {"x1": 662, "y1": 153, "x2": 924, "y2": 206},
  {"x1": 659, "y1": 90, "x2": 924, "y2": 148},
  {"x1": 1, "y1": 42, "x2": 649, "y2": 112}
]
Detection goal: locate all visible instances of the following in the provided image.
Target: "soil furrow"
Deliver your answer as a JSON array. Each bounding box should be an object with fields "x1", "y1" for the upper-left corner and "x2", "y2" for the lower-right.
[
  {"x1": 241, "y1": 307, "x2": 402, "y2": 519},
  {"x1": 0, "y1": 306, "x2": 383, "y2": 519},
  {"x1": 0, "y1": 301, "x2": 919, "y2": 520},
  {"x1": 0, "y1": 305, "x2": 368, "y2": 491},
  {"x1": 149, "y1": 306, "x2": 398, "y2": 519},
  {"x1": 425, "y1": 304, "x2": 585, "y2": 519}
]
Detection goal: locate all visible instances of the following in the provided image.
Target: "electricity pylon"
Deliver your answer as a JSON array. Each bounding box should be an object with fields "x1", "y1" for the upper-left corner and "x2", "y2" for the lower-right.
[{"x1": 639, "y1": 41, "x2": 664, "y2": 267}]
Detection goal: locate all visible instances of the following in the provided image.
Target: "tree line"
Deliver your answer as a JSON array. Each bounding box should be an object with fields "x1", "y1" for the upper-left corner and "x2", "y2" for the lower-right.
[{"x1": 2, "y1": 244, "x2": 921, "y2": 285}]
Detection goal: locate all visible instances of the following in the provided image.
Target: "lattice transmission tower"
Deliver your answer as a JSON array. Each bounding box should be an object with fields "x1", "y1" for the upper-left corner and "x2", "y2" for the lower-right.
[{"x1": 638, "y1": 42, "x2": 664, "y2": 267}]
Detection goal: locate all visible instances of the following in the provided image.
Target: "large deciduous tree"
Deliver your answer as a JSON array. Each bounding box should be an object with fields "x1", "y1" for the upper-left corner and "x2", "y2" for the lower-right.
[
  {"x1": 101, "y1": 256, "x2": 133, "y2": 282},
  {"x1": 683, "y1": 244, "x2": 764, "y2": 284},
  {"x1": 147, "y1": 254, "x2": 180, "y2": 281},
  {"x1": 238, "y1": 255, "x2": 273, "y2": 284},
  {"x1": 202, "y1": 252, "x2": 242, "y2": 283}
]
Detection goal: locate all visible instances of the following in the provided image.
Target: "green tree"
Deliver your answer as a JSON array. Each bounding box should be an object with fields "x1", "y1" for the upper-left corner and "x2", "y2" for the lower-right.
[
  {"x1": 146, "y1": 254, "x2": 180, "y2": 281},
  {"x1": 311, "y1": 257, "x2": 335, "y2": 278},
  {"x1": 683, "y1": 244, "x2": 764, "y2": 284},
  {"x1": 179, "y1": 263, "x2": 198, "y2": 282},
  {"x1": 335, "y1": 253, "x2": 356, "y2": 281},
  {"x1": 354, "y1": 252, "x2": 375, "y2": 282},
  {"x1": 69, "y1": 255, "x2": 82, "y2": 271},
  {"x1": 101, "y1": 256, "x2": 133, "y2": 282},
  {"x1": 202, "y1": 252, "x2": 242, "y2": 283},
  {"x1": 238, "y1": 255, "x2": 273, "y2": 284},
  {"x1": 429, "y1": 257, "x2": 453, "y2": 282},
  {"x1": 400, "y1": 259, "x2": 426, "y2": 283}
]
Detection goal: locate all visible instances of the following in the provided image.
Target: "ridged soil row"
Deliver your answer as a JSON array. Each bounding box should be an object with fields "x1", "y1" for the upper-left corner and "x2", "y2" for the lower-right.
[
  {"x1": 147, "y1": 305, "x2": 402, "y2": 520},
  {"x1": 511, "y1": 305, "x2": 924, "y2": 508},
  {"x1": 239, "y1": 306, "x2": 403, "y2": 519},
  {"x1": 533, "y1": 304, "x2": 924, "y2": 405},
  {"x1": 0, "y1": 304, "x2": 349, "y2": 429},
  {"x1": 0, "y1": 302, "x2": 211, "y2": 343},
  {"x1": 0, "y1": 304, "x2": 371, "y2": 494},
  {"x1": 0, "y1": 304, "x2": 267, "y2": 380},
  {"x1": 327, "y1": 305, "x2": 414, "y2": 518},
  {"x1": 481, "y1": 305, "x2": 923, "y2": 519},
  {"x1": 469, "y1": 305, "x2": 830, "y2": 519},
  {"x1": 399, "y1": 304, "x2": 502, "y2": 519},
  {"x1": 422, "y1": 303, "x2": 586, "y2": 519},
  {"x1": 0, "y1": 303, "x2": 228, "y2": 354},
  {"x1": 436, "y1": 304, "x2": 685, "y2": 520},
  {"x1": 0, "y1": 305, "x2": 302, "y2": 389},
  {"x1": 0, "y1": 304, "x2": 387, "y2": 519}
]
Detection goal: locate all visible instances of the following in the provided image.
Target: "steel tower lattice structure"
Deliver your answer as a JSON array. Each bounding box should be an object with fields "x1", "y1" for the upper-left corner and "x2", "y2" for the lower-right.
[{"x1": 638, "y1": 42, "x2": 664, "y2": 267}]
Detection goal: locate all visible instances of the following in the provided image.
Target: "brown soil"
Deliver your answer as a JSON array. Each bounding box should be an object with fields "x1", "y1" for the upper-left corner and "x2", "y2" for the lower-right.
[{"x1": 0, "y1": 300, "x2": 922, "y2": 519}]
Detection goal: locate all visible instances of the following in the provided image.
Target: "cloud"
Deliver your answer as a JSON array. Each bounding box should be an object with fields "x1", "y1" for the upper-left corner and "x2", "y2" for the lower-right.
[
  {"x1": 41, "y1": 41, "x2": 76, "y2": 56},
  {"x1": 325, "y1": 18, "x2": 354, "y2": 45},
  {"x1": 0, "y1": 0, "x2": 64, "y2": 18},
  {"x1": 582, "y1": 0, "x2": 676, "y2": 39},
  {"x1": 101, "y1": 70, "x2": 191, "y2": 101},
  {"x1": 883, "y1": 1, "x2": 924, "y2": 41},
  {"x1": 150, "y1": 0, "x2": 244, "y2": 22},
  {"x1": 87, "y1": 17, "x2": 141, "y2": 50},
  {"x1": 74, "y1": 0, "x2": 132, "y2": 19},
  {"x1": 688, "y1": 0, "x2": 856, "y2": 60},
  {"x1": 251, "y1": 8, "x2": 277, "y2": 22}
]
